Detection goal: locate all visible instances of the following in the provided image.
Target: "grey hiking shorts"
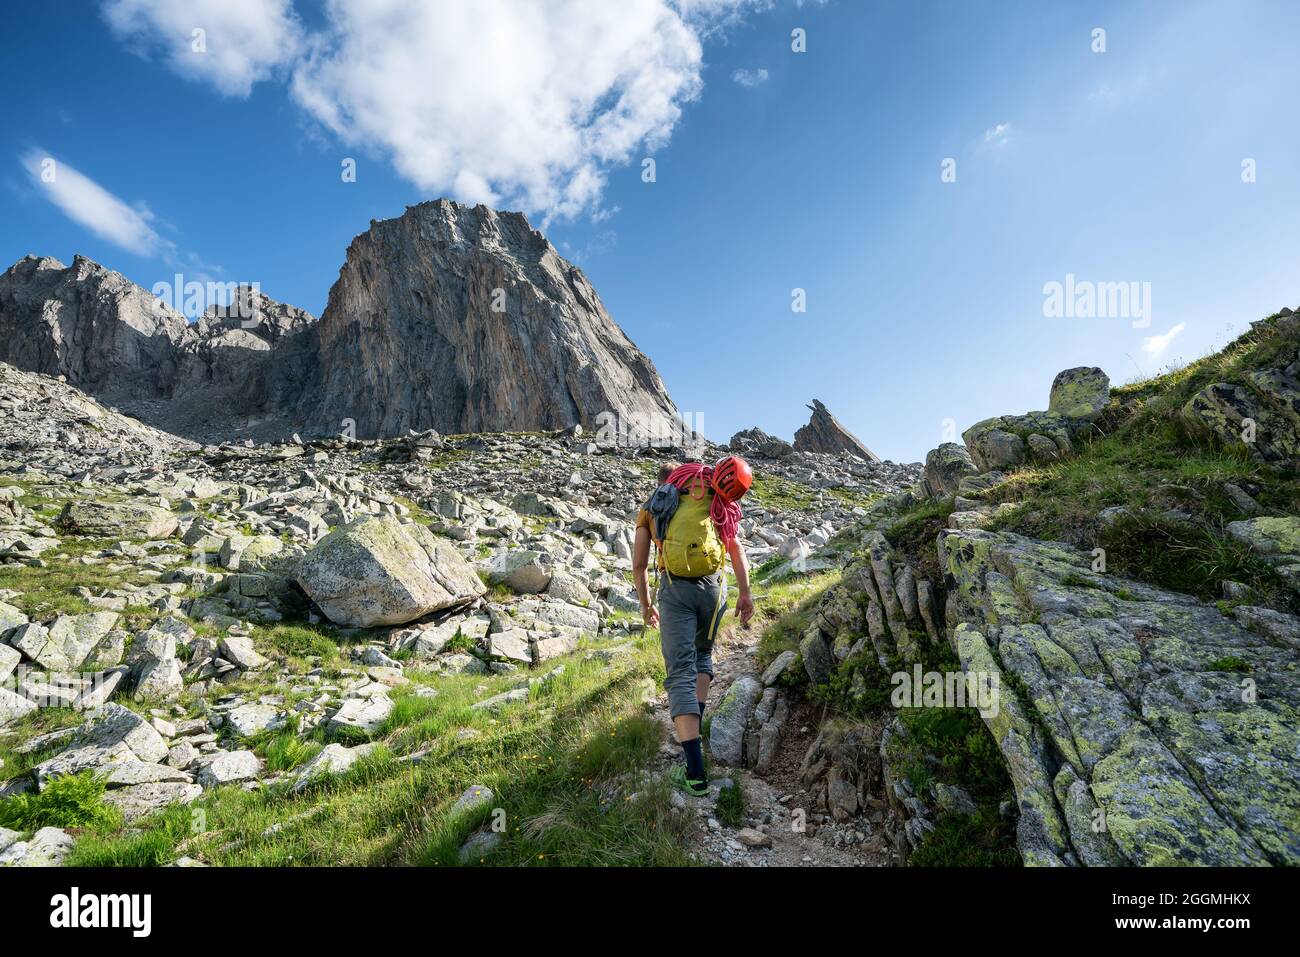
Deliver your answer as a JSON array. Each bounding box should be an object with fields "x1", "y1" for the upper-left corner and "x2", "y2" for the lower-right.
[{"x1": 657, "y1": 570, "x2": 728, "y2": 719}]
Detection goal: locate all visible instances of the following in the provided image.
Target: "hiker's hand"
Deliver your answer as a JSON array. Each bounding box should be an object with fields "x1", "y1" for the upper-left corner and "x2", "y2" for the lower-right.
[
  {"x1": 735, "y1": 591, "x2": 754, "y2": 627},
  {"x1": 642, "y1": 604, "x2": 659, "y2": 629}
]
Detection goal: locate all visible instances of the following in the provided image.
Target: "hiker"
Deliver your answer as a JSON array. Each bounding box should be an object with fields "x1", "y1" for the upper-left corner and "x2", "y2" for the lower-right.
[{"x1": 633, "y1": 456, "x2": 754, "y2": 796}]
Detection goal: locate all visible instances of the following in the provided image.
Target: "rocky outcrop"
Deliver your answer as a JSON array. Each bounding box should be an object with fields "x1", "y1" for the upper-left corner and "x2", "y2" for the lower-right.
[
  {"x1": 0, "y1": 256, "x2": 315, "y2": 442},
  {"x1": 729, "y1": 427, "x2": 793, "y2": 459},
  {"x1": 920, "y1": 443, "x2": 977, "y2": 499},
  {"x1": 962, "y1": 367, "x2": 1110, "y2": 472},
  {"x1": 1179, "y1": 312, "x2": 1300, "y2": 463},
  {"x1": 941, "y1": 527, "x2": 1299, "y2": 866},
  {"x1": 0, "y1": 199, "x2": 680, "y2": 443},
  {"x1": 793, "y1": 400, "x2": 879, "y2": 462}
]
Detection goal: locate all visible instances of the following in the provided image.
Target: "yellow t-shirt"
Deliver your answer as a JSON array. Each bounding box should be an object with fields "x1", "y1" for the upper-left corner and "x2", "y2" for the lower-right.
[{"x1": 636, "y1": 508, "x2": 664, "y2": 571}]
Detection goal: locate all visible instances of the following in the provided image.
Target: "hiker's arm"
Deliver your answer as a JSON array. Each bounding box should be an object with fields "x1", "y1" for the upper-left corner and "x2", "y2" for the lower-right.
[
  {"x1": 727, "y1": 538, "x2": 754, "y2": 626},
  {"x1": 632, "y1": 525, "x2": 659, "y2": 628}
]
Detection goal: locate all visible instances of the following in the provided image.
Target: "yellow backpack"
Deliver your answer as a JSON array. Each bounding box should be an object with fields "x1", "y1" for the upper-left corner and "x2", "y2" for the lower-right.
[{"x1": 658, "y1": 478, "x2": 725, "y2": 577}]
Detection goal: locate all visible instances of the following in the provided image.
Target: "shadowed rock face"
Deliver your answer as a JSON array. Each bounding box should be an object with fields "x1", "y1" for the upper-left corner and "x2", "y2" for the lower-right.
[
  {"x1": 296, "y1": 199, "x2": 680, "y2": 439},
  {"x1": 0, "y1": 200, "x2": 679, "y2": 443},
  {"x1": 793, "y1": 399, "x2": 880, "y2": 462}
]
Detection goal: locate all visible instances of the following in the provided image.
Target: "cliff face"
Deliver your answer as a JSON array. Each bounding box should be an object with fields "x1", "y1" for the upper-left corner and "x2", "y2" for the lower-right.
[
  {"x1": 0, "y1": 255, "x2": 191, "y2": 403},
  {"x1": 297, "y1": 199, "x2": 680, "y2": 439},
  {"x1": 0, "y1": 200, "x2": 679, "y2": 443}
]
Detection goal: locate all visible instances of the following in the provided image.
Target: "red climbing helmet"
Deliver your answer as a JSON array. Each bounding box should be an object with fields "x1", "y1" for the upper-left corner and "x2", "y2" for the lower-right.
[{"x1": 711, "y1": 455, "x2": 753, "y2": 501}]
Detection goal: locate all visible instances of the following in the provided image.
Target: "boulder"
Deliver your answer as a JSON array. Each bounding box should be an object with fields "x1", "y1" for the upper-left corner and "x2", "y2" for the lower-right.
[
  {"x1": 58, "y1": 500, "x2": 177, "y2": 539},
  {"x1": 921, "y1": 443, "x2": 978, "y2": 498},
  {"x1": 33, "y1": 702, "x2": 169, "y2": 784},
  {"x1": 1047, "y1": 367, "x2": 1110, "y2": 420},
  {"x1": 13, "y1": 612, "x2": 119, "y2": 672},
  {"x1": 708, "y1": 675, "x2": 762, "y2": 766},
  {"x1": 295, "y1": 514, "x2": 485, "y2": 627},
  {"x1": 488, "y1": 550, "x2": 552, "y2": 594},
  {"x1": 196, "y1": 750, "x2": 262, "y2": 789},
  {"x1": 327, "y1": 691, "x2": 393, "y2": 735},
  {"x1": 0, "y1": 687, "x2": 37, "y2": 728}
]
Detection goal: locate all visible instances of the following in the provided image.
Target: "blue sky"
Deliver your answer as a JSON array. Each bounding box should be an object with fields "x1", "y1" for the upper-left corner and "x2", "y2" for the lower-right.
[{"x1": 3, "y1": 0, "x2": 1299, "y2": 462}]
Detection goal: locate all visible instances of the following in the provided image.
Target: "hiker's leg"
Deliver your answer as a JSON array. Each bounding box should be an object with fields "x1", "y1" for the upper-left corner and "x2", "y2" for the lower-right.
[
  {"x1": 693, "y1": 573, "x2": 726, "y2": 716},
  {"x1": 657, "y1": 577, "x2": 701, "y2": 739}
]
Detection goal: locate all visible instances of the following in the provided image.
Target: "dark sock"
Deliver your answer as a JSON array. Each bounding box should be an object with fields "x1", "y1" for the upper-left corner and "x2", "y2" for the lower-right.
[
  {"x1": 681, "y1": 737, "x2": 705, "y2": 781},
  {"x1": 698, "y1": 699, "x2": 707, "y2": 718}
]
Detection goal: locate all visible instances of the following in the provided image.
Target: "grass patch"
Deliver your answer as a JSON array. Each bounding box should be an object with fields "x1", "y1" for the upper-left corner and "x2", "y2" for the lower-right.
[
  {"x1": 67, "y1": 633, "x2": 694, "y2": 867},
  {"x1": 714, "y1": 779, "x2": 745, "y2": 828},
  {"x1": 0, "y1": 770, "x2": 121, "y2": 832}
]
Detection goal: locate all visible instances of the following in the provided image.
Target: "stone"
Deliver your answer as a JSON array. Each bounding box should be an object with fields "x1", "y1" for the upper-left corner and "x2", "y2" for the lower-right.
[
  {"x1": 0, "y1": 601, "x2": 27, "y2": 636},
  {"x1": 218, "y1": 634, "x2": 267, "y2": 671},
  {"x1": 102, "y1": 761, "x2": 193, "y2": 787},
  {"x1": 295, "y1": 514, "x2": 485, "y2": 627},
  {"x1": 1047, "y1": 367, "x2": 1109, "y2": 420},
  {"x1": 488, "y1": 549, "x2": 552, "y2": 594},
  {"x1": 291, "y1": 742, "x2": 378, "y2": 793},
  {"x1": 33, "y1": 702, "x2": 169, "y2": 784},
  {"x1": 458, "y1": 828, "x2": 503, "y2": 863},
  {"x1": 13, "y1": 611, "x2": 118, "y2": 672},
  {"x1": 0, "y1": 827, "x2": 74, "y2": 866},
  {"x1": 225, "y1": 703, "x2": 286, "y2": 737},
  {"x1": 799, "y1": 627, "x2": 834, "y2": 686},
  {"x1": 728, "y1": 427, "x2": 794, "y2": 459},
  {"x1": 0, "y1": 686, "x2": 37, "y2": 728},
  {"x1": 709, "y1": 675, "x2": 762, "y2": 766},
  {"x1": 390, "y1": 613, "x2": 491, "y2": 659},
  {"x1": 484, "y1": 628, "x2": 533, "y2": 664},
  {"x1": 761, "y1": 650, "x2": 797, "y2": 686},
  {"x1": 962, "y1": 424, "x2": 1026, "y2": 472},
  {"x1": 792, "y1": 399, "x2": 879, "y2": 462},
  {"x1": 735, "y1": 827, "x2": 772, "y2": 848},
  {"x1": 942, "y1": 528, "x2": 1299, "y2": 866},
  {"x1": 921, "y1": 443, "x2": 978, "y2": 498},
  {"x1": 451, "y1": 784, "x2": 495, "y2": 817},
  {"x1": 545, "y1": 571, "x2": 593, "y2": 605},
  {"x1": 327, "y1": 692, "x2": 394, "y2": 735},
  {"x1": 103, "y1": 782, "x2": 203, "y2": 822},
  {"x1": 0, "y1": 644, "x2": 20, "y2": 684},
  {"x1": 196, "y1": 750, "x2": 262, "y2": 789},
  {"x1": 59, "y1": 499, "x2": 178, "y2": 539}
]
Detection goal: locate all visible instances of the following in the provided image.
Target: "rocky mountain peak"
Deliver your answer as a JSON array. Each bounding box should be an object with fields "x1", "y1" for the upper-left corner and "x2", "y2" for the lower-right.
[
  {"x1": 298, "y1": 197, "x2": 680, "y2": 439},
  {"x1": 0, "y1": 199, "x2": 679, "y2": 444},
  {"x1": 793, "y1": 399, "x2": 880, "y2": 462}
]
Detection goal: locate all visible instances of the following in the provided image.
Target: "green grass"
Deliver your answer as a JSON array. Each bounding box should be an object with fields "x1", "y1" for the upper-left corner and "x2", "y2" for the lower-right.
[
  {"x1": 714, "y1": 779, "x2": 745, "y2": 828},
  {"x1": 750, "y1": 473, "x2": 818, "y2": 512},
  {"x1": 65, "y1": 632, "x2": 696, "y2": 867},
  {"x1": 752, "y1": 570, "x2": 842, "y2": 670},
  {"x1": 0, "y1": 770, "x2": 121, "y2": 832}
]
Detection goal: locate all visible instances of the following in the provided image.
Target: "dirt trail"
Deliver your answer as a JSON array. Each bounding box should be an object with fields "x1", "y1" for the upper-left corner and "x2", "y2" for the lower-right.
[{"x1": 649, "y1": 617, "x2": 896, "y2": 867}]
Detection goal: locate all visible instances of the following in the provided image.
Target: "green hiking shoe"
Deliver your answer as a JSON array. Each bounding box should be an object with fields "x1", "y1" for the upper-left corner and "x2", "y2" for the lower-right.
[{"x1": 670, "y1": 763, "x2": 709, "y2": 797}]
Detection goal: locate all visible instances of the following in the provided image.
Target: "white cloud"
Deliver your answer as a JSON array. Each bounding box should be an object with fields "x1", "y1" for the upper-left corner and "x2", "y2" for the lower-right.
[
  {"x1": 983, "y1": 122, "x2": 1011, "y2": 147},
  {"x1": 732, "y1": 67, "x2": 769, "y2": 87},
  {"x1": 20, "y1": 149, "x2": 167, "y2": 257},
  {"x1": 100, "y1": 0, "x2": 761, "y2": 222},
  {"x1": 1142, "y1": 321, "x2": 1186, "y2": 356},
  {"x1": 101, "y1": 0, "x2": 303, "y2": 98},
  {"x1": 291, "y1": 0, "x2": 717, "y2": 222}
]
